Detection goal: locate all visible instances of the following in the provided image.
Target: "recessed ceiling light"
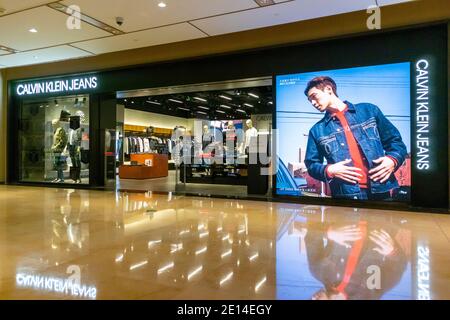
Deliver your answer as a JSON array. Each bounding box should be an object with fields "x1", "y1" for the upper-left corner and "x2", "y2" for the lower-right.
[
  {"x1": 236, "y1": 109, "x2": 246, "y2": 113},
  {"x1": 248, "y1": 93, "x2": 259, "y2": 99},
  {"x1": 178, "y1": 107, "x2": 190, "y2": 111},
  {"x1": 158, "y1": 2, "x2": 167, "y2": 8},
  {"x1": 243, "y1": 103, "x2": 254, "y2": 108},
  {"x1": 29, "y1": 28, "x2": 38, "y2": 33},
  {"x1": 197, "y1": 106, "x2": 209, "y2": 110},
  {"x1": 196, "y1": 111, "x2": 207, "y2": 115},
  {"x1": 147, "y1": 100, "x2": 162, "y2": 105},
  {"x1": 194, "y1": 97, "x2": 207, "y2": 102},
  {"x1": 220, "y1": 104, "x2": 231, "y2": 109},
  {"x1": 268, "y1": 101, "x2": 273, "y2": 105},
  {"x1": 216, "y1": 110, "x2": 226, "y2": 114},
  {"x1": 219, "y1": 95, "x2": 232, "y2": 101},
  {"x1": 169, "y1": 98, "x2": 183, "y2": 104}
]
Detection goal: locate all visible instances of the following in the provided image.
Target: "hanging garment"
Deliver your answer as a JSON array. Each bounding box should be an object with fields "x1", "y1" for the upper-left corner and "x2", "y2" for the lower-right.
[
  {"x1": 143, "y1": 138, "x2": 150, "y2": 153},
  {"x1": 167, "y1": 139, "x2": 171, "y2": 153},
  {"x1": 124, "y1": 136, "x2": 129, "y2": 154},
  {"x1": 138, "y1": 137, "x2": 144, "y2": 153}
]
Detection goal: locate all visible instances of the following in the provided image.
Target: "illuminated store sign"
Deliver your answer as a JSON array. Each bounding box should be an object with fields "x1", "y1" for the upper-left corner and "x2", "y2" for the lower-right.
[
  {"x1": 16, "y1": 76, "x2": 98, "y2": 96},
  {"x1": 415, "y1": 59, "x2": 430, "y2": 170}
]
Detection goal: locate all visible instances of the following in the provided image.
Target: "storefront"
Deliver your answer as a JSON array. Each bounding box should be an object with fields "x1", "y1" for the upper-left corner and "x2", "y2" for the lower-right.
[{"x1": 7, "y1": 23, "x2": 449, "y2": 211}]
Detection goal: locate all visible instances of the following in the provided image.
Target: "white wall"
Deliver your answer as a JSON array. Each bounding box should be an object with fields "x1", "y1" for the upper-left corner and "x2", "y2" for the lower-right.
[{"x1": 124, "y1": 109, "x2": 189, "y2": 130}]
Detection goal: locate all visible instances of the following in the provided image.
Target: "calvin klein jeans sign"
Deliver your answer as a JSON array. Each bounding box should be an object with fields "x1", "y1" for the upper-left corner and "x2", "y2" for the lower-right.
[{"x1": 16, "y1": 76, "x2": 98, "y2": 96}]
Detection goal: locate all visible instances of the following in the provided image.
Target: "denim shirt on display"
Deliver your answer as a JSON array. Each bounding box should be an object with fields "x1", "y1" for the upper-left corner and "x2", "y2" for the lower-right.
[{"x1": 305, "y1": 101, "x2": 407, "y2": 198}]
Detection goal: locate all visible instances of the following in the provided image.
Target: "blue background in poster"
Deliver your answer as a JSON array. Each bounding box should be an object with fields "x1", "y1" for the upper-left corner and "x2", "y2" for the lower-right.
[{"x1": 275, "y1": 62, "x2": 411, "y2": 196}]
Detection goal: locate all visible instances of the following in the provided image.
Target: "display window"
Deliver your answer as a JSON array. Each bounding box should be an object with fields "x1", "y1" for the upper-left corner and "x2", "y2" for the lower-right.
[{"x1": 19, "y1": 95, "x2": 90, "y2": 184}]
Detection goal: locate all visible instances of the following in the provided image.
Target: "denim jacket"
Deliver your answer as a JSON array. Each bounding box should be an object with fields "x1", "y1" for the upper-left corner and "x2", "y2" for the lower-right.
[{"x1": 305, "y1": 101, "x2": 407, "y2": 198}]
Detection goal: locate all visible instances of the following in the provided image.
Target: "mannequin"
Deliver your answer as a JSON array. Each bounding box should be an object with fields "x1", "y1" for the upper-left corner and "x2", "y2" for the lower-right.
[
  {"x1": 244, "y1": 119, "x2": 258, "y2": 153},
  {"x1": 223, "y1": 121, "x2": 236, "y2": 164},
  {"x1": 202, "y1": 125, "x2": 214, "y2": 174},
  {"x1": 202, "y1": 125, "x2": 214, "y2": 150},
  {"x1": 68, "y1": 116, "x2": 82, "y2": 183},
  {"x1": 51, "y1": 119, "x2": 68, "y2": 183}
]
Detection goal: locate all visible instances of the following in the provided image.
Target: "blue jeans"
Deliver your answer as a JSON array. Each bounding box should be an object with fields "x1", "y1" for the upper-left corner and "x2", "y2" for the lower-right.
[
  {"x1": 353, "y1": 188, "x2": 392, "y2": 201},
  {"x1": 53, "y1": 153, "x2": 65, "y2": 181}
]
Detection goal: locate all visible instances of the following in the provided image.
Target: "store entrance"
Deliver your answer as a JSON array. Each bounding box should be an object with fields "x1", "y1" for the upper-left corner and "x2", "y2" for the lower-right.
[{"x1": 115, "y1": 77, "x2": 273, "y2": 198}]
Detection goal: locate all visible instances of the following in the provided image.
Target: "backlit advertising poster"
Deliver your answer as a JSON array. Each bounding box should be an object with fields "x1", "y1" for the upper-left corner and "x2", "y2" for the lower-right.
[{"x1": 276, "y1": 63, "x2": 411, "y2": 202}]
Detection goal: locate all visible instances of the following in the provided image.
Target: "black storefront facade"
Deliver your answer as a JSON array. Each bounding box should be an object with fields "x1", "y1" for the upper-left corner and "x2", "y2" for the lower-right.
[{"x1": 6, "y1": 23, "x2": 450, "y2": 212}]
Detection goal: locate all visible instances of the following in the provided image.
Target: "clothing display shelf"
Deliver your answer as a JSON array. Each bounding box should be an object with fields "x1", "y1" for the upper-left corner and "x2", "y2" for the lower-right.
[{"x1": 123, "y1": 124, "x2": 174, "y2": 160}]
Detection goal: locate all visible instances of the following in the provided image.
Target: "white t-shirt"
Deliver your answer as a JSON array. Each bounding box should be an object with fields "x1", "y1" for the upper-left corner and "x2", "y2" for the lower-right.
[{"x1": 245, "y1": 127, "x2": 258, "y2": 149}]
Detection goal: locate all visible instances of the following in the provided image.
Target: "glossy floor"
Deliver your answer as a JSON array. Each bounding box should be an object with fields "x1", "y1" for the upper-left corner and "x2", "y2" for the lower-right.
[
  {"x1": 118, "y1": 171, "x2": 249, "y2": 196},
  {"x1": 0, "y1": 185, "x2": 449, "y2": 300}
]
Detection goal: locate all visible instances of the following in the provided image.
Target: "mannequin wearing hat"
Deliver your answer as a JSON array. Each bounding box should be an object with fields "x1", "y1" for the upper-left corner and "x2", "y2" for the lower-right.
[
  {"x1": 51, "y1": 119, "x2": 68, "y2": 183},
  {"x1": 68, "y1": 116, "x2": 82, "y2": 183}
]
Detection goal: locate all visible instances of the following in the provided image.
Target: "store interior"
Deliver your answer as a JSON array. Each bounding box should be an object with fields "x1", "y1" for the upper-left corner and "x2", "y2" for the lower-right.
[{"x1": 115, "y1": 78, "x2": 274, "y2": 197}]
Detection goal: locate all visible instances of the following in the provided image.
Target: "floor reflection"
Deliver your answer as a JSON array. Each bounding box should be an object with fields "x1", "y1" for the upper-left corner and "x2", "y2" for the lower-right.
[
  {"x1": 0, "y1": 186, "x2": 447, "y2": 300},
  {"x1": 276, "y1": 206, "x2": 430, "y2": 300}
]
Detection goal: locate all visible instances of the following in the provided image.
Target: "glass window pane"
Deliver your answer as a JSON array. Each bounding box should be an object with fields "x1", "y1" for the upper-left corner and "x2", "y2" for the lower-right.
[{"x1": 19, "y1": 95, "x2": 90, "y2": 184}]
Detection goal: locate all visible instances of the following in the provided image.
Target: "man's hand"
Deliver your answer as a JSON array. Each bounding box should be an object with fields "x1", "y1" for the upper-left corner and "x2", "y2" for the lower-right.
[
  {"x1": 369, "y1": 157, "x2": 395, "y2": 183},
  {"x1": 369, "y1": 229, "x2": 395, "y2": 256},
  {"x1": 327, "y1": 225, "x2": 362, "y2": 247},
  {"x1": 327, "y1": 159, "x2": 363, "y2": 183}
]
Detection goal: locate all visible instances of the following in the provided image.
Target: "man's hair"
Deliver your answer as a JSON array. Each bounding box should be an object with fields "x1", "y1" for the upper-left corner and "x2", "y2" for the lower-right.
[{"x1": 304, "y1": 76, "x2": 338, "y2": 97}]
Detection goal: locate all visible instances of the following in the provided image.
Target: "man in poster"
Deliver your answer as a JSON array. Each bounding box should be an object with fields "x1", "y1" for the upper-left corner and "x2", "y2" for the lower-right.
[{"x1": 304, "y1": 76, "x2": 407, "y2": 200}]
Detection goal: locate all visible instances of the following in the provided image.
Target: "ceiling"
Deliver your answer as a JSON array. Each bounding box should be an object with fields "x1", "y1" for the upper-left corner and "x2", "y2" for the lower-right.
[
  {"x1": 119, "y1": 85, "x2": 273, "y2": 120},
  {"x1": 0, "y1": 0, "x2": 412, "y2": 69}
]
